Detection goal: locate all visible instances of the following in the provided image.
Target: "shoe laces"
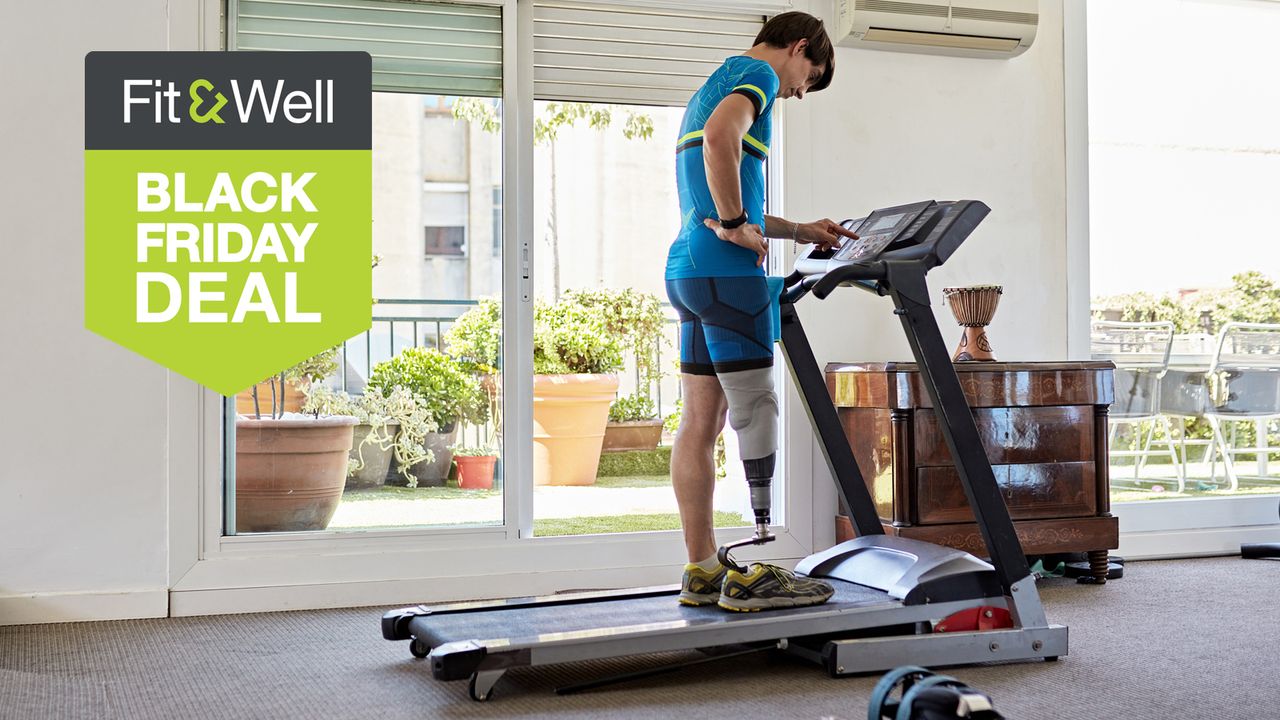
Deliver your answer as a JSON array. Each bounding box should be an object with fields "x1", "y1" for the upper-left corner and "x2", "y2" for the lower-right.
[{"x1": 755, "y1": 563, "x2": 796, "y2": 592}]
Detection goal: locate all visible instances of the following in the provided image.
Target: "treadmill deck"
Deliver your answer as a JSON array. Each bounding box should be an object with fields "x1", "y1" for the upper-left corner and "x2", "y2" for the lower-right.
[{"x1": 411, "y1": 579, "x2": 896, "y2": 648}]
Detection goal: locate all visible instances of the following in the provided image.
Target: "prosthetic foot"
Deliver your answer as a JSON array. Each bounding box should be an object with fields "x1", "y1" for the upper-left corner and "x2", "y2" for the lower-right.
[
  {"x1": 717, "y1": 455, "x2": 776, "y2": 573},
  {"x1": 715, "y1": 454, "x2": 835, "y2": 611}
]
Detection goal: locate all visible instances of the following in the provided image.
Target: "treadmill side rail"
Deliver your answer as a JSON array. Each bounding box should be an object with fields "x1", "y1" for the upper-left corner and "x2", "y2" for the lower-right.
[
  {"x1": 430, "y1": 640, "x2": 491, "y2": 681},
  {"x1": 817, "y1": 624, "x2": 1068, "y2": 677}
]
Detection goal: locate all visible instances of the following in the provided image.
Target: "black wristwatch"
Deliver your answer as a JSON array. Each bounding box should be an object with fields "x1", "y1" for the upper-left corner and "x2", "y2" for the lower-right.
[{"x1": 720, "y1": 212, "x2": 748, "y2": 229}]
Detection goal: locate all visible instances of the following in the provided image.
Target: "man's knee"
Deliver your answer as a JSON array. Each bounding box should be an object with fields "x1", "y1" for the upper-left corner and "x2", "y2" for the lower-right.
[{"x1": 678, "y1": 399, "x2": 727, "y2": 442}]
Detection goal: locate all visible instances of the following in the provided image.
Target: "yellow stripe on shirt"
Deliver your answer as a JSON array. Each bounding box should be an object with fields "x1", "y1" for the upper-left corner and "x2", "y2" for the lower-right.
[
  {"x1": 675, "y1": 129, "x2": 770, "y2": 159},
  {"x1": 742, "y1": 132, "x2": 769, "y2": 157},
  {"x1": 733, "y1": 84, "x2": 768, "y2": 111},
  {"x1": 677, "y1": 130, "x2": 705, "y2": 146}
]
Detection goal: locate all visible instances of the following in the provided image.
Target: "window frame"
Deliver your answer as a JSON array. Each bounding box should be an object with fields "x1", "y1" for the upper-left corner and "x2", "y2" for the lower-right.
[
  {"x1": 1065, "y1": 1, "x2": 1280, "y2": 557},
  {"x1": 171, "y1": 0, "x2": 814, "y2": 615}
]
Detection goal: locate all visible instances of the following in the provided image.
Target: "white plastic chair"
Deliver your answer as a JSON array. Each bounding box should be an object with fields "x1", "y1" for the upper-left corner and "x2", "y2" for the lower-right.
[
  {"x1": 1091, "y1": 320, "x2": 1184, "y2": 491},
  {"x1": 1204, "y1": 322, "x2": 1280, "y2": 490}
]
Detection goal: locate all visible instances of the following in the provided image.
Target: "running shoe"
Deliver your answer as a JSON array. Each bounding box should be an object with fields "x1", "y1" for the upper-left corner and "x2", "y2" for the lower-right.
[
  {"x1": 718, "y1": 563, "x2": 835, "y2": 612},
  {"x1": 678, "y1": 562, "x2": 728, "y2": 606}
]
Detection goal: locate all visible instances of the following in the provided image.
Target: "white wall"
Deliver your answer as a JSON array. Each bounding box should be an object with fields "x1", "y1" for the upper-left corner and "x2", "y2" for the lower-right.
[
  {"x1": 789, "y1": 1, "x2": 1068, "y2": 549},
  {"x1": 788, "y1": 3, "x2": 1068, "y2": 367},
  {"x1": 0, "y1": 0, "x2": 218, "y2": 624},
  {"x1": 0, "y1": 0, "x2": 1073, "y2": 623}
]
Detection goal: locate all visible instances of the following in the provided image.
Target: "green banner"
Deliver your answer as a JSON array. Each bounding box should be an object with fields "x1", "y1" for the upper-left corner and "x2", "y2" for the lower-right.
[{"x1": 84, "y1": 52, "x2": 372, "y2": 396}]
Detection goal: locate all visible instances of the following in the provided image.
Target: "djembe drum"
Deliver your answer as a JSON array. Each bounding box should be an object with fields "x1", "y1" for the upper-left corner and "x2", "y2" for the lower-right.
[{"x1": 942, "y1": 285, "x2": 1002, "y2": 362}]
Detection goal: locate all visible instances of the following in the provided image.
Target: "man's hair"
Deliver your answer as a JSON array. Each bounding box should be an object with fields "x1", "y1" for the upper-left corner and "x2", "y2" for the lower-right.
[{"x1": 753, "y1": 11, "x2": 835, "y2": 93}]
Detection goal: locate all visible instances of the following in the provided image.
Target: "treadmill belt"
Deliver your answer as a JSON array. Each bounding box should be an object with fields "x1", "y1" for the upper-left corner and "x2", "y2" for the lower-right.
[{"x1": 413, "y1": 579, "x2": 890, "y2": 647}]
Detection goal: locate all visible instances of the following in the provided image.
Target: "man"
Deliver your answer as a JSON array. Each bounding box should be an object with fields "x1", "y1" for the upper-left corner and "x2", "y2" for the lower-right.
[{"x1": 666, "y1": 11, "x2": 859, "y2": 612}]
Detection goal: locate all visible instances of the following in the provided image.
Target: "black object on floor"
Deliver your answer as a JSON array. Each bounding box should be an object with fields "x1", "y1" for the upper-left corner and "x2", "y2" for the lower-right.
[
  {"x1": 1065, "y1": 560, "x2": 1124, "y2": 581},
  {"x1": 1242, "y1": 501, "x2": 1280, "y2": 559},
  {"x1": 1038, "y1": 552, "x2": 1126, "y2": 582},
  {"x1": 869, "y1": 665, "x2": 1004, "y2": 720},
  {"x1": 1242, "y1": 543, "x2": 1280, "y2": 560}
]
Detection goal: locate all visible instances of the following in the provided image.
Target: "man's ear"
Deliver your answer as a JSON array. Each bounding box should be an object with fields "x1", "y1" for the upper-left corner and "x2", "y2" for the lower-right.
[{"x1": 791, "y1": 38, "x2": 809, "y2": 56}]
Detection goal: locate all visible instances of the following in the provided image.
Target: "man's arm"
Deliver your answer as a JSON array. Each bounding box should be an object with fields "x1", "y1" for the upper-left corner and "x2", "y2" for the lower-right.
[
  {"x1": 764, "y1": 214, "x2": 860, "y2": 250},
  {"x1": 701, "y1": 94, "x2": 767, "y2": 264},
  {"x1": 702, "y1": 94, "x2": 755, "y2": 221}
]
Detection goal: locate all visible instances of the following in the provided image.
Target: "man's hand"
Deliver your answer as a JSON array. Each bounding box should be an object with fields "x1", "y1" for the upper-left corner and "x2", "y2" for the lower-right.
[
  {"x1": 705, "y1": 218, "x2": 768, "y2": 267},
  {"x1": 796, "y1": 219, "x2": 859, "y2": 252}
]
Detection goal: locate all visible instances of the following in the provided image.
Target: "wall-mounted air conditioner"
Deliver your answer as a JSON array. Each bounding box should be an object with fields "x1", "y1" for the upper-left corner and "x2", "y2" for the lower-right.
[{"x1": 835, "y1": 0, "x2": 1038, "y2": 59}]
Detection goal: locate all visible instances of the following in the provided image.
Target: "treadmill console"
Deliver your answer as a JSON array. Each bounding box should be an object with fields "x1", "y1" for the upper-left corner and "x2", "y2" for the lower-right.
[
  {"x1": 834, "y1": 201, "x2": 934, "y2": 262},
  {"x1": 791, "y1": 200, "x2": 990, "y2": 286}
]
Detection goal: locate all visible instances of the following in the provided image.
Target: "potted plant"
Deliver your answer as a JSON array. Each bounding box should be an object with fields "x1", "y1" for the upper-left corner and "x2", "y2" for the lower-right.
[
  {"x1": 302, "y1": 384, "x2": 438, "y2": 489},
  {"x1": 531, "y1": 292, "x2": 624, "y2": 486},
  {"x1": 367, "y1": 347, "x2": 488, "y2": 487},
  {"x1": 603, "y1": 392, "x2": 664, "y2": 452},
  {"x1": 566, "y1": 289, "x2": 668, "y2": 454},
  {"x1": 234, "y1": 348, "x2": 355, "y2": 533},
  {"x1": 452, "y1": 445, "x2": 499, "y2": 489},
  {"x1": 446, "y1": 297, "x2": 504, "y2": 442},
  {"x1": 235, "y1": 345, "x2": 340, "y2": 416}
]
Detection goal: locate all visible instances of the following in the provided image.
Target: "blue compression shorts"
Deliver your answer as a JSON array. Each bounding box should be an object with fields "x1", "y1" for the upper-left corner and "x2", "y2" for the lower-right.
[{"x1": 665, "y1": 276, "x2": 776, "y2": 376}]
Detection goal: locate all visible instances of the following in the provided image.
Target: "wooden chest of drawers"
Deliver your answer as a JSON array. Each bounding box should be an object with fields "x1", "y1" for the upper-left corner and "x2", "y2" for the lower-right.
[{"x1": 827, "y1": 361, "x2": 1118, "y2": 582}]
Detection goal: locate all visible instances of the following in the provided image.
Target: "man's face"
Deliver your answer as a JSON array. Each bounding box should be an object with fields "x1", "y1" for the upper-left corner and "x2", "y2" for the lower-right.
[{"x1": 778, "y1": 40, "x2": 824, "y2": 100}]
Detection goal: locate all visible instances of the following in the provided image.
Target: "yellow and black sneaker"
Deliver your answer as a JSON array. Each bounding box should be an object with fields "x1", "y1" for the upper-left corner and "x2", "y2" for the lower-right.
[
  {"x1": 718, "y1": 563, "x2": 835, "y2": 612},
  {"x1": 678, "y1": 562, "x2": 728, "y2": 606}
]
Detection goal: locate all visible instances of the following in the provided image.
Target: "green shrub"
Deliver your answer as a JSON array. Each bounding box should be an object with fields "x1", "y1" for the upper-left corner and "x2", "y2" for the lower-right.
[
  {"x1": 564, "y1": 288, "x2": 668, "y2": 390},
  {"x1": 367, "y1": 348, "x2": 488, "y2": 430},
  {"x1": 445, "y1": 298, "x2": 502, "y2": 373},
  {"x1": 533, "y1": 296, "x2": 624, "y2": 374},
  {"x1": 1093, "y1": 271, "x2": 1280, "y2": 333},
  {"x1": 609, "y1": 392, "x2": 657, "y2": 422}
]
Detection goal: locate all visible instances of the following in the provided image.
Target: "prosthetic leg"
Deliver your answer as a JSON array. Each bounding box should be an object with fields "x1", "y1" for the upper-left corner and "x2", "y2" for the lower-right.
[
  {"x1": 717, "y1": 453, "x2": 777, "y2": 571},
  {"x1": 714, "y1": 367, "x2": 779, "y2": 572}
]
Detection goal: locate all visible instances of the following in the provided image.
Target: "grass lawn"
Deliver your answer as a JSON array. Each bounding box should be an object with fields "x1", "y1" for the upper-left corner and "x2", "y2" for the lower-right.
[
  {"x1": 1111, "y1": 482, "x2": 1280, "y2": 503},
  {"x1": 332, "y1": 475, "x2": 748, "y2": 533},
  {"x1": 593, "y1": 474, "x2": 677, "y2": 488},
  {"x1": 342, "y1": 485, "x2": 501, "y2": 502},
  {"x1": 534, "y1": 510, "x2": 747, "y2": 537}
]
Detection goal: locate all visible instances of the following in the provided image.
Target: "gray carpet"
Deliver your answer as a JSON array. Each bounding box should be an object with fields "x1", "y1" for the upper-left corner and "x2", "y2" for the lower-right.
[{"x1": 2, "y1": 557, "x2": 1278, "y2": 719}]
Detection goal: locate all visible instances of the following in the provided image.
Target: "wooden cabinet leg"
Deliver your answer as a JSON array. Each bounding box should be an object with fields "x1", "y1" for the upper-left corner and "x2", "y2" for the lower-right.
[{"x1": 1079, "y1": 549, "x2": 1109, "y2": 584}]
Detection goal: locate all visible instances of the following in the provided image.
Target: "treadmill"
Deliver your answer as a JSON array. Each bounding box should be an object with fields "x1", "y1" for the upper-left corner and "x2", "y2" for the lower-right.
[{"x1": 381, "y1": 200, "x2": 1068, "y2": 701}]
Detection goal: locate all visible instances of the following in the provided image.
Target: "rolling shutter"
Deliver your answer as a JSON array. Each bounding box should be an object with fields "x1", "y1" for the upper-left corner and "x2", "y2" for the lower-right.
[
  {"x1": 230, "y1": 0, "x2": 503, "y2": 96},
  {"x1": 533, "y1": 2, "x2": 765, "y2": 106}
]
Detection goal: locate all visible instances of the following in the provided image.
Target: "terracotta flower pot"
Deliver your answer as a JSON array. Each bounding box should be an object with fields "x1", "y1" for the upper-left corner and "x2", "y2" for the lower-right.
[
  {"x1": 602, "y1": 419, "x2": 664, "y2": 452},
  {"x1": 533, "y1": 374, "x2": 619, "y2": 486},
  {"x1": 347, "y1": 422, "x2": 399, "y2": 489},
  {"x1": 455, "y1": 455, "x2": 498, "y2": 489},
  {"x1": 234, "y1": 416, "x2": 357, "y2": 532},
  {"x1": 235, "y1": 379, "x2": 305, "y2": 416}
]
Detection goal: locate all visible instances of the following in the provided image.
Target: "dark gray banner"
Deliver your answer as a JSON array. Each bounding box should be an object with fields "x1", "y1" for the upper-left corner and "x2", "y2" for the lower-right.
[{"x1": 85, "y1": 52, "x2": 371, "y2": 150}]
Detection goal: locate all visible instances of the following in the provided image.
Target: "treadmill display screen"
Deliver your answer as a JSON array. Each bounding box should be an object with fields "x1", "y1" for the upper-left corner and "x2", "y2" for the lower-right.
[{"x1": 865, "y1": 213, "x2": 906, "y2": 233}]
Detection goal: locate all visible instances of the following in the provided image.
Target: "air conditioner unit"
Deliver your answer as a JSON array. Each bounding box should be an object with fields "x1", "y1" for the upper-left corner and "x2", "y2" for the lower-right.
[{"x1": 834, "y1": 0, "x2": 1038, "y2": 59}]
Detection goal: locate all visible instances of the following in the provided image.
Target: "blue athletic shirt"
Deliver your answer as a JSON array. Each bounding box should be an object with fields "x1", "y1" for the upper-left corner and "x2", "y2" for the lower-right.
[{"x1": 665, "y1": 56, "x2": 779, "y2": 280}]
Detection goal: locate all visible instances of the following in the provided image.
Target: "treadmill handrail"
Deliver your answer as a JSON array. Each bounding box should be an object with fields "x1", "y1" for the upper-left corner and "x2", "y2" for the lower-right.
[{"x1": 812, "y1": 261, "x2": 887, "y2": 299}]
